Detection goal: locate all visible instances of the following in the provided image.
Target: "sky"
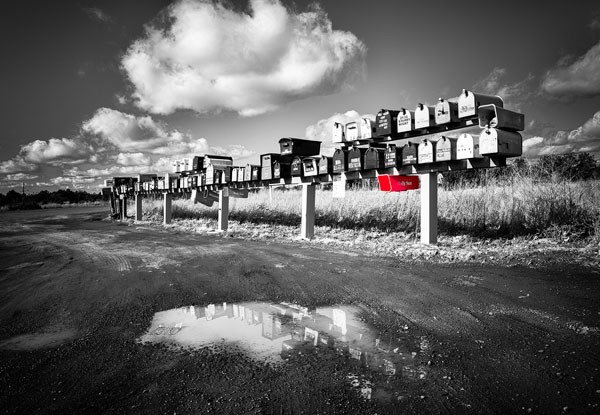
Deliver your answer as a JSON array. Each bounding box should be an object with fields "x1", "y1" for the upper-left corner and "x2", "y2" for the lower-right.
[{"x1": 1, "y1": 0, "x2": 600, "y2": 193}]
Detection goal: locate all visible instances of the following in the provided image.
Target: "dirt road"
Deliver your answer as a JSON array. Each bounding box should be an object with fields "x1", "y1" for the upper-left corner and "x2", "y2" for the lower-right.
[{"x1": 0, "y1": 207, "x2": 598, "y2": 414}]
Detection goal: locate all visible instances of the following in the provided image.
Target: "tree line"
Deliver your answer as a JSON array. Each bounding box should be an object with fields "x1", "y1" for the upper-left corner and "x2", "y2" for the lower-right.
[{"x1": 0, "y1": 189, "x2": 105, "y2": 210}]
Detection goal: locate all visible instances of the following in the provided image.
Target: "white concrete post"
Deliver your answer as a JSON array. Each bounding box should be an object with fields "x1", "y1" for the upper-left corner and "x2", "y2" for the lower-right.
[
  {"x1": 301, "y1": 183, "x2": 316, "y2": 239},
  {"x1": 420, "y1": 172, "x2": 438, "y2": 244},
  {"x1": 121, "y1": 196, "x2": 127, "y2": 220},
  {"x1": 218, "y1": 189, "x2": 229, "y2": 231},
  {"x1": 135, "y1": 194, "x2": 143, "y2": 221},
  {"x1": 163, "y1": 193, "x2": 172, "y2": 225}
]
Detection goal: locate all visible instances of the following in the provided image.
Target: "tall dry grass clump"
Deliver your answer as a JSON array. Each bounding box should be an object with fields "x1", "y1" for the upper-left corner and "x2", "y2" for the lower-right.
[{"x1": 136, "y1": 170, "x2": 600, "y2": 240}]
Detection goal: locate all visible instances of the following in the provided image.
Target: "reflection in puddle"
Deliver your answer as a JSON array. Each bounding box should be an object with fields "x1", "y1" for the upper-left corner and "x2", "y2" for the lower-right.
[{"x1": 139, "y1": 302, "x2": 432, "y2": 401}]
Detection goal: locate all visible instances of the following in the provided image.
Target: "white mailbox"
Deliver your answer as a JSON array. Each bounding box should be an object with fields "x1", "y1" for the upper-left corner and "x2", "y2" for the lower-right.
[
  {"x1": 456, "y1": 133, "x2": 482, "y2": 159},
  {"x1": 333, "y1": 122, "x2": 345, "y2": 143},
  {"x1": 302, "y1": 156, "x2": 319, "y2": 177},
  {"x1": 479, "y1": 128, "x2": 522, "y2": 157},
  {"x1": 396, "y1": 108, "x2": 414, "y2": 133},
  {"x1": 435, "y1": 98, "x2": 459, "y2": 125},
  {"x1": 478, "y1": 104, "x2": 525, "y2": 131},
  {"x1": 415, "y1": 103, "x2": 435, "y2": 129},
  {"x1": 458, "y1": 89, "x2": 504, "y2": 119},
  {"x1": 435, "y1": 136, "x2": 457, "y2": 162},
  {"x1": 345, "y1": 121, "x2": 359, "y2": 141},
  {"x1": 360, "y1": 117, "x2": 374, "y2": 139},
  {"x1": 237, "y1": 167, "x2": 245, "y2": 183},
  {"x1": 172, "y1": 160, "x2": 181, "y2": 173},
  {"x1": 418, "y1": 139, "x2": 436, "y2": 164}
]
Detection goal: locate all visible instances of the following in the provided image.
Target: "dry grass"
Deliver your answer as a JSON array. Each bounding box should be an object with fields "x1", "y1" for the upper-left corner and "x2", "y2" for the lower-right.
[{"x1": 134, "y1": 174, "x2": 600, "y2": 241}]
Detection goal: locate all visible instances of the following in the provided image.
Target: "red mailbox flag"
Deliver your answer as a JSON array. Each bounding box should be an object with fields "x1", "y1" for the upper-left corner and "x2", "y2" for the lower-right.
[{"x1": 378, "y1": 175, "x2": 420, "y2": 192}]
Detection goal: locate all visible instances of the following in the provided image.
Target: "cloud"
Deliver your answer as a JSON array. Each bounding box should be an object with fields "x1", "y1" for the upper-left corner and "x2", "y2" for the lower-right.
[
  {"x1": 20, "y1": 137, "x2": 94, "y2": 165},
  {"x1": 3, "y1": 173, "x2": 38, "y2": 182},
  {"x1": 540, "y1": 40, "x2": 600, "y2": 99},
  {"x1": 121, "y1": 0, "x2": 366, "y2": 116},
  {"x1": 84, "y1": 7, "x2": 112, "y2": 23},
  {"x1": 523, "y1": 110, "x2": 600, "y2": 157},
  {"x1": 304, "y1": 110, "x2": 375, "y2": 156},
  {"x1": 0, "y1": 158, "x2": 37, "y2": 174},
  {"x1": 473, "y1": 67, "x2": 535, "y2": 111}
]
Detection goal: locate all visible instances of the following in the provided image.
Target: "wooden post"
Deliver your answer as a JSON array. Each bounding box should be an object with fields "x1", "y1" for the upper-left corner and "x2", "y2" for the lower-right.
[
  {"x1": 301, "y1": 183, "x2": 316, "y2": 239},
  {"x1": 135, "y1": 194, "x2": 143, "y2": 221},
  {"x1": 420, "y1": 172, "x2": 438, "y2": 244},
  {"x1": 218, "y1": 189, "x2": 229, "y2": 231},
  {"x1": 121, "y1": 196, "x2": 127, "y2": 220},
  {"x1": 163, "y1": 193, "x2": 172, "y2": 225}
]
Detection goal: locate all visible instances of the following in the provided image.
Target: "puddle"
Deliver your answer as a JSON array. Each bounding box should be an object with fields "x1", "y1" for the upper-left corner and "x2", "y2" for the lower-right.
[
  {"x1": 139, "y1": 302, "x2": 432, "y2": 400},
  {"x1": 0, "y1": 330, "x2": 76, "y2": 351}
]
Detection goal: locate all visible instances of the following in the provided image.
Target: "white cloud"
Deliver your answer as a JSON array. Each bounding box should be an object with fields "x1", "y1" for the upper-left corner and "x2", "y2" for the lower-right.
[
  {"x1": 473, "y1": 67, "x2": 535, "y2": 111},
  {"x1": 116, "y1": 152, "x2": 152, "y2": 166},
  {"x1": 3, "y1": 173, "x2": 38, "y2": 182},
  {"x1": 541, "y1": 40, "x2": 600, "y2": 99},
  {"x1": 0, "y1": 157, "x2": 37, "y2": 174},
  {"x1": 20, "y1": 137, "x2": 94, "y2": 165},
  {"x1": 84, "y1": 7, "x2": 112, "y2": 23},
  {"x1": 121, "y1": 0, "x2": 366, "y2": 116},
  {"x1": 304, "y1": 110, "x2": 375, "y2": 156}
]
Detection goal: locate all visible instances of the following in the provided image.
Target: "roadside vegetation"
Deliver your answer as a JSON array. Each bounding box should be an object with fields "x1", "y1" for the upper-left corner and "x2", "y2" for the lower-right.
[{"x1": 0, "y1": 189, "x2": 106, "y2": 210}]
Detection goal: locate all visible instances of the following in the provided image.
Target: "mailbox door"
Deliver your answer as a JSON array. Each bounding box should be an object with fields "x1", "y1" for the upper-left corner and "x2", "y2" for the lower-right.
[
  {"x1": 303, "y1": 158, "x2": 318, "y2": 177},
  {"x1": 417, "y1": 140, "x2": 435, "y2": 164},
  {"x1": 435, "y1": 99, "x2": 458, "y2": 125},
  {"x1": 401, "y1": 143, "x2": 418, "y2": 165},
  {"x1": 291, "y1": 157, "x2": 303, "y2": 176},
  {"x1": 435, "y1": 137, "x2": 456, "y2": 162},
  {"x1": 375, "y1": 109, "x2": 399, "y2": 137},
  {"x1": 458, "y1": 89, "x2": 504, "y2": 118},
  {"x1": 332, "y1": 149, "x2": 348, "y2": 173},
  {"x1": 415, "y1": 104, "x2": 435, "y2": 130},
  {"x1": 345, "y1": 122, "x2": 359, "y2": 141}
]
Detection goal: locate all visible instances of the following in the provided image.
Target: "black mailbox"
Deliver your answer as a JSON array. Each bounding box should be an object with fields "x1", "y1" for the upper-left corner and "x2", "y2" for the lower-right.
[
  {"x1": 318, "y1": 155, "x2": 333, "y2": 175},
  {"x1": 384, "y1": 144, "x2": 401, "y2": 168},
  {"x1": 273, "y1": 161, "x2": 291, "y2": 179},
  {"x1": 364, "y1": 147, "x2": 385, "y2": 170},
  {"x1": 279, "y1": 138, "x2": 321, "y2": 156},
  {"x1": 332, "y1": 148, "x2": 349, "y2": 173},
  {"x1": 347, "y1": 147, "x2": 367, "y2": 172},
  {"x1": 291, "y1": 156, "x2": 303, "y2": 176},
  {"x1": 401, "y1": 142, "x2": 418, "y2": 165},
  {"x1": 375, "y1": 109, "x2": 400, "y2": 137}
]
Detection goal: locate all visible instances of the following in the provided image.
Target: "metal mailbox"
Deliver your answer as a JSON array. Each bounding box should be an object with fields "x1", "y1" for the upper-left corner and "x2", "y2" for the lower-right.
[
  {"x1": 396, "y1": 108, "x2": 414, "y2": 133},
  {"x1": 347, "y1": 147, "x2": 367, "y2": 172},
  {"x1": 261, "y1": 153, "x2": 283, "y2": 181},
  {"x1": 364, "y1": 147, "x2": 385, "y2": 170},
  {"x1": 273, "y1": 161, "x2": 291, "y2": 179},
  {"x1": 435, "y1": 136, "x2": 457, "y2": 162},
  {"x1": 360, "y1": 117, "x2": 374, "y2": 139},
  {"x1": 244, "y1": 164, "x2": 260, "y2": 181},
  {"x1": 291, "y1": 156, "x2": 303, "y2": 177},
  {"x1": 458, "y1": 89, "x2": 504, "y2": 119},
  {"x1": 251, "y1": 165, "x2": 260, "y2": 181},
  {"x1": 418, "y1": 139, "x2": 435, "y2": 164},
  {"x1": 231, "y1": 166, "x2": 239, "y2": 182},
  {"x1": 279, "y1": 138, "x2": 321, "y2": 156},
  {"x1": 190, "y1": 175, "x2": 199, "y2": 188},
  {"x1": 345, "y1": 121, "x2": 359, "y2": 141},
  {"x1": 189, "y1": 156, "x2": 204, "y2": 171},
  {"x1": 332, "y1": 148, "x2": 349, "y2": 173},
  {"x1": 415, "y1": 103, "x2": 435, "y2": 130},
  {"x1": 401, "y1": 142, "x2": 418, "y2": 165},
  {"x1": 157, "y1": 179, "x2": 166, "y2": 190},
  {"x1": 456, "y1": 133, "x2": 482, "y2": 159},
  {"x1": 302, "y1": 156, "x2": 319, "y2": 177},
  {"x1": 332, "y1": 122, "x2": 345, "y2": 143},
  {"x1": 384, "y1": 144, "x2": 401, "y2": 168},
  {"x1": 435, "y1": 98, "x2": 459, "y2": 125},
  {"x1": 478, "y1": 104, "x2": 525, "y2": 131},
  {"x1": 479, "y1": 128, "x2": 522, "y2": 157},
  {"x1": 318, "y1": 155, "x2": 333, "y2": 174},
  {"x1": 375, "y1": 109, "x2": 400, "y2": 137},
  {"x1": 206, "y1": 165, "x2": 224, "y2": 185},
  {"x1": 172, "y1": 160, "x2": 181, "y2": 173},
  {"x1": 237, "y1": 167, "x2": 245, "y2": 183},
  {"x1": 203, "y1": 155, "x2": 233, "y2": 169},
  {"x1": 223, "y1": 166, "x2": 233, "y2": 183}
]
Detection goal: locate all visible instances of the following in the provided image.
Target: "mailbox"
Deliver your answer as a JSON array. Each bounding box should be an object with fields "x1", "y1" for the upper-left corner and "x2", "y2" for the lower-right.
[
  {"x1": 345, "y1": 121, "x2": 359, "y2": 141},
  {"x1": 332, "y1": 122, "x2": 345, "y2": 143},
  {"x1": 384, "y1": 144, "x2": 401, "y2": 168},
  {"x1": 401, "y1": 142, "x2": 418, "y2": 165},
  {"x1": 291, "y1": 156, "x2": 303, "y2": 176},
  {"x1": 479, "y1": 128, "x2": 522, "y2": 156},
  {"x1": 396, "y1": 108, "x2": 414, "y2": 133},
  {"x1": 157, "y1": 179, "x2": 165, "y2": 190},
  {"x1": 318, "y1": 155, "x2": 333, "y2": 174},
  {"x1": 435, "y1": 136, "x2": 457, "y2": 162},
  {"x1": 456, "y1": 133, "x2": 481, "y2": 159},
  {"x1": 203, "y1": 155, "x2": 233, "y2": 169},
  {"x1": 190, "y1": 156, "x2": 204, "y2": 171},
  {"x1": 223, "y1": 166, "x2": 233, "y2": 183},
  {"x1": 415, "y1": 103, "x2": 435, "y2": 129},
  {"x1": 244, "y1": 164, "x2": 260, "y2": 181},
  {"x1": 360, "y1": 117, "x2": 374, "y2": 139},
  {"x1": 199, "y1": 172, "x2": 206, "y2": 187},
  {"x1": 418, "y1": 139, "x2": 435, "y2": 164},
  {"x1": 231, "y1": 166, "x2": 239, "y2": 182},
  {"x1": 261, "y1": 153, "x2": 289, "y2": 180},
  {"x1": 364, "y1": 147, "x2": 385, "y2": 170},
  {"x1": 478, "y1": 104, "x2": 524, "y2": 131},
  {"x1": 332, "y1": 148, "x2": 349, "y2": 173},
  {"x1": 206, "y1": 165, "x2": 224, "y2": 185},
  {"x1": 173, "y1": 160, "x2": 181, "y2": 173},
  {"x1": 347, "y1": 147, "x2": 367, "y2": 172},
  {"x1": 237, "y1": 167, "x2": 245, "y2": 183},
  {"x1": 279, "y1": 138, "x2": 321, "y2": 156},
  {"x1": 190, "y1": 175, "x2": 199, "y2": 188},
  {"x1": 375, "y1": 109, "x2": 400, "y2": 137},
  {"x1": 458, "y1": 89, "x2": 504, "y2": 118},
  {"x1": 303, "y1": 156, "x2": 319, "y2": 177},
  {"x1": 273, "y1": 161, "x2": 291, "y2": 179},
  {"x1": 435, "y1": 98, "x2": 459, "y2": 125}
]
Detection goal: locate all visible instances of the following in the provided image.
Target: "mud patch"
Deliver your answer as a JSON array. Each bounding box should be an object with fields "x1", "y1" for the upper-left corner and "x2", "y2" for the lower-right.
[{"x1": 0, "y1": 330, "x2": 76, "y2": 351}]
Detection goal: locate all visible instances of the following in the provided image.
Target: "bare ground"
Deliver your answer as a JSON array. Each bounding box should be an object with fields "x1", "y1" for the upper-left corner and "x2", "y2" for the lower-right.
[{"x1": 0, "y1": 207, "x2": 599, "y2": 414}]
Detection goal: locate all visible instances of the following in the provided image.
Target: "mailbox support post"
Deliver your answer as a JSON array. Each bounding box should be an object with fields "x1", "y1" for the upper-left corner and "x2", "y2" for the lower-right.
[
  {"x1": 135, "y1": 194, "x2": 143, "y2": 221},
  {"x1": 301, "y1": 183, "x2": 316, "y2": 239},
  {"x1": 420, "y1": 172, "x2": 438, "y2": 244},
  {"x1": 163, "y1": 193, "x2": 172, "y2": 225},
  {"x1": 120, "y1": 196, "x2": 127, "y2": 220},
  {"x1": 218, "y1": 189, "x2": 229, "y2": 231}
]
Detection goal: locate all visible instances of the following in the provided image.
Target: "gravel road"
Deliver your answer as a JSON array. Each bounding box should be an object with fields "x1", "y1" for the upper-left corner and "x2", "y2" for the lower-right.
[{"x1": 0, "y1": 207, "x2": 598, "y2": 414}]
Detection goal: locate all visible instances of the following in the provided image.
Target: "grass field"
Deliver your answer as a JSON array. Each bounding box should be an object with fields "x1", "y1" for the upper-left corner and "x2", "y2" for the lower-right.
[{"x1": 136, "y1": 174, "x2": 600, "y2": 241}]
